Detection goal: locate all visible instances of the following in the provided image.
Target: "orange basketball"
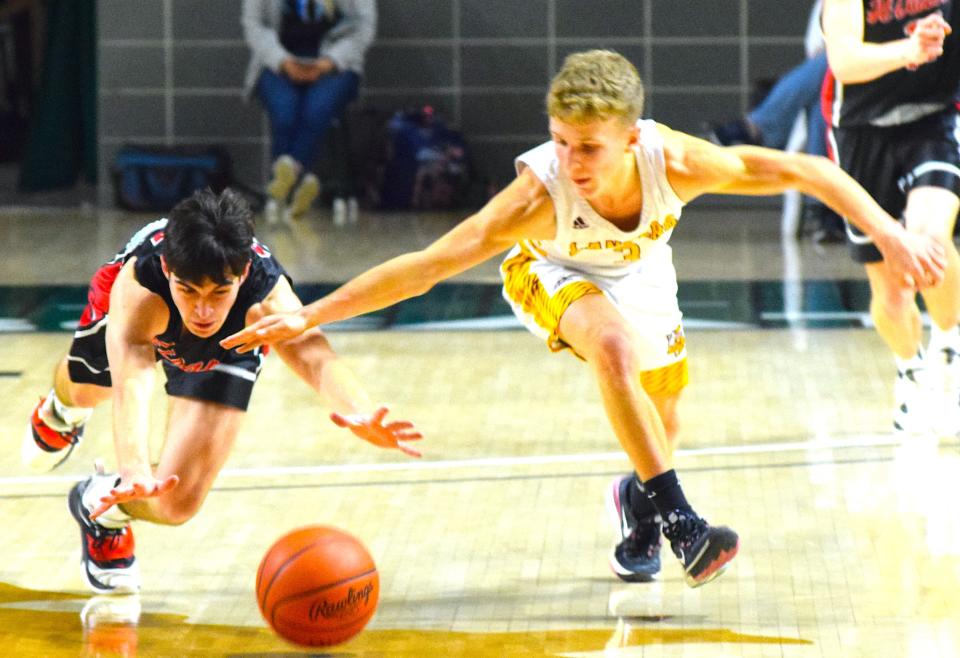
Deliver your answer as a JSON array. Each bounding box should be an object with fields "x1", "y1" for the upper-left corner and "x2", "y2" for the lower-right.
[{"x1": 256, "y1": 525, "x2": 379, "y2": 647}]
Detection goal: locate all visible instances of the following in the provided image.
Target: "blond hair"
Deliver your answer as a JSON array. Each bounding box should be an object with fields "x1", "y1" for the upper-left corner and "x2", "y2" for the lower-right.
[{"x1": 546, "y1": 50, "x2": 644, "y2": 125}]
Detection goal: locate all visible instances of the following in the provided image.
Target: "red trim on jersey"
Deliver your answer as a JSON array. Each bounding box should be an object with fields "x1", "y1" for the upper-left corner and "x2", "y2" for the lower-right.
[
  {"x1": 821, "y1": 67, "x2": 837, "y2": 160},
  {"x1": 78, "y1": 261, "x2": 124, "y2": 327}
]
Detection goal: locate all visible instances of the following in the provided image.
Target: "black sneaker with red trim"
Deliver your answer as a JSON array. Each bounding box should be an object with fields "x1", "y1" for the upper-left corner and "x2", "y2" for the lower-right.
[
  {"x1": 662, "y1": 510, "x2": 739, "y2": 588},
  {"x1": 23, "y1": 395, "x2": 85, "y2": 472},
  {"x1": 68, "y1": 477, "x2": 140, "y2": 594}
]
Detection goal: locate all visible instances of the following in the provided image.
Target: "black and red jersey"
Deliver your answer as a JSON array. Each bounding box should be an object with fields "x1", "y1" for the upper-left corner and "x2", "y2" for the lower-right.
[
  {"x1": 80, "y1": 219, "x2": 288, "y2": 375},
  {"x1": 823, "y1": 0, "x2": 960, "y2": 127}
]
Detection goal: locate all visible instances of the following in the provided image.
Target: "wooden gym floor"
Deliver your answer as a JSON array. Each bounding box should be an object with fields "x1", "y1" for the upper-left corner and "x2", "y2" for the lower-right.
[{"x1": 0, "y1": 206, "x2": 958, "y2": 657}]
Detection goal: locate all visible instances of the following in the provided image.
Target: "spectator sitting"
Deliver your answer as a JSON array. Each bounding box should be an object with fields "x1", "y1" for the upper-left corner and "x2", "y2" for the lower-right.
[{"x1": 242, "y1": 0, "x2": 376, "y2": 225}]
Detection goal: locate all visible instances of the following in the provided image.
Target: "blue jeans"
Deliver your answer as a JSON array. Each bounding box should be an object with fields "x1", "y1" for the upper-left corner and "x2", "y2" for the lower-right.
[
  {"x1": 255, "y1": 68, "x2": 360, "y2": 171},
  {"x1": 749, "y1": 52, "x2": 828, "y2": 157}
]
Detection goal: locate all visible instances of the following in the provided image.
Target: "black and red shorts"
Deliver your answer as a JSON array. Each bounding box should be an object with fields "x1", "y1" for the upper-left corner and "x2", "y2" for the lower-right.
[{"x1": 828, "y1": 109, "x2": 960, "y2": 263}]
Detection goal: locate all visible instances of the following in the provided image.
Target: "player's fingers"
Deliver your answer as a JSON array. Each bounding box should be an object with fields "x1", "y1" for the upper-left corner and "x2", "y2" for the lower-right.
[
  {"x1": 916, "y1": 29, "x2": 946, "y2": 48},
  {"x1": 919, "y1": 12, "x2": 948, "y2": 29},
  {"x1": 385, "y1": 421, "x2": 414, "y2": 432},
  {"x1": 94, "y1": 492, "x2": 130, "y2": 516},
  {"x1": 219, "y1": 330, "x2": 251, "y2": 349},
  {"x1": 371, "y1": 406, "x2": 390, "y2": 424},
  {"x1": 909, "y1": 261, "x2": 929, "y2": 289},
  {"x1": 396, "y1": 431, "x2": 423, "y2": 440},
  {"x1": 926, "y1": 252, "x2": 946, "y2": 277},
  {"x1": 397, "y1": 442, "x2": 422, "y2": 458},
  {"x1": 238, "y1": 340, "x2": 262, "y2": 354},
  {"x1": 235, "y1": 332, "x2": 269, "y2": 352},
  {"x1": 89, "y1": 501, "x2": 114, "y2": 520},
  {"x1": 106, "y1": 486, "x2": 135, "y2": 501},
  {"x1": 330, "y1": 411, "x2": 351, "y2": 428}
]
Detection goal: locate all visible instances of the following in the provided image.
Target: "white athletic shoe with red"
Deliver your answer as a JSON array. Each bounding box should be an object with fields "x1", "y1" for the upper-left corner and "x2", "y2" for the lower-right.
[
  {"x1": 69, "y1": 472, "x2": 140, "y2": 594},
  {"x1": 22, "y1": 394, "x2": 86, "y2": 472}
]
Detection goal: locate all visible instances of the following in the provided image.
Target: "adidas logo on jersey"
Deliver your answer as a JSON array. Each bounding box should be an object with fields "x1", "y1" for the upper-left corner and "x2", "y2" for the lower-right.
[{"x1": 572, "y1": 217, "x2": 588, "y2": 229}]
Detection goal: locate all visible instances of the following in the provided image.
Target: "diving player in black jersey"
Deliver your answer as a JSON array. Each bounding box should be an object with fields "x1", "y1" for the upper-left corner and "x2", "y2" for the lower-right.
[
  {"x1": 24, "y1": 188, "x2": 422, "y2": 594},
  {"x1": 823, "y1": 0, "x2": 960, "y2": 437}
]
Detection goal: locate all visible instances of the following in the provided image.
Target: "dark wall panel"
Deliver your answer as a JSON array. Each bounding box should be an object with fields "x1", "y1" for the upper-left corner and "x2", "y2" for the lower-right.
[{"x1": 97, "y1": 1, "x2": 810, "y2": 196}]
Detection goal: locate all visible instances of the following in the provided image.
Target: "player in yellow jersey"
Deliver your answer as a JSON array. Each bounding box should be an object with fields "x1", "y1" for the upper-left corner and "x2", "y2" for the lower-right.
[{"x1": 221, "y1": 50, "x2": 945, "y2": 588}]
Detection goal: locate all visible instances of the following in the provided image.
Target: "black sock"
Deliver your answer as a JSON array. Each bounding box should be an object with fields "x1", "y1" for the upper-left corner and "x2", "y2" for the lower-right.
[
  {"x1": 625, "y1": 473, "x2": 660, "y2": 520},
  {"x1": 644, "y1": 469, "x2": 694, "y2": 518}
]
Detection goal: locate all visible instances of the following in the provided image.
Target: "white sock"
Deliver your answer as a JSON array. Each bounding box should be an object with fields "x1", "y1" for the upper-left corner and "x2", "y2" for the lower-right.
[
  {"x1": 47, "y1": 389, "x2": 93, "y2": 428},
  {"x1": 929, "y1": 324, "x2": 960, "y2": 354},
  {"x1": 81, "y1": 470, "x2": 132, "y2": 529},
  {"x1": 894, "y1": 347, "x2": 925, "y2": 375}
]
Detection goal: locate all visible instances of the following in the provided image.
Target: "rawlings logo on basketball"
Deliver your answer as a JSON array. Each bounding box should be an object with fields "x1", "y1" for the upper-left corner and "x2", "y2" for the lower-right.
[{"x1": 309, "y1": 581, "x2": 375, "y2": 621}]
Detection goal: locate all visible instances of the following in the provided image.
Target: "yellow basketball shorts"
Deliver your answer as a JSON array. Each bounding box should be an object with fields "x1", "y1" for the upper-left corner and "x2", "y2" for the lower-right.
[{"x1": 500, "y1": 244, "x2": 688, "y2": 396}]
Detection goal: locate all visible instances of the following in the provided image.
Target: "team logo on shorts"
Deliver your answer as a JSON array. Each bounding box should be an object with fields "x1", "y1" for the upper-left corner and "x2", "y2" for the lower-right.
[{"x1": 666, "y1": 324, "x2": 685, "y2": 357}]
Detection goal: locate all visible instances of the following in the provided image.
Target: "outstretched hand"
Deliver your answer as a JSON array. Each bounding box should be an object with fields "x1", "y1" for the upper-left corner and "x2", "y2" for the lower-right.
[
  {"x1": 220, "y1": 312, "x2": 309, "y2": 353},
  {"x1": 89, "y1": 473, "x2": 180, "y2": 520},
  {"x1": 331, "y1": 406, "x2": 423, "y2": 458}
]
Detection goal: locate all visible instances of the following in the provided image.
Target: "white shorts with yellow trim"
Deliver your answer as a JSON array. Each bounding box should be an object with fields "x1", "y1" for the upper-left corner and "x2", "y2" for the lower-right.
[{"x1": 500, "y1": 243, "x2": 687, "y2": 392}]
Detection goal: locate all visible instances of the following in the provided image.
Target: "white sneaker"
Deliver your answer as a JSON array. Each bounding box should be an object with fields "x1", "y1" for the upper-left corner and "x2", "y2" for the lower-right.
[
  {"x1": 69, "y1": 470, "x2": 140, "y2": 594},
  {"x1": 332, "y1": 196, "x2": 347, "y2": 226},
  {"x1": 23, "y1": 392, "x2": 89, "y2": 473},
  {"x1": 893, "y1": 363, "x2": 933, "y2": 437},
  {"x1": 347, "y1": 196, "x2": 359, "y2": 223},
  {"x1": 263, "y1": 199, "x2": 281, "y2": 226}
]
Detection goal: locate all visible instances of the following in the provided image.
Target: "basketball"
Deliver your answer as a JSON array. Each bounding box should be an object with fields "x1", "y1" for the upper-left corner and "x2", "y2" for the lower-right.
[{"x1": 256, "y1": 525, "x2": 379, "y2": 647}]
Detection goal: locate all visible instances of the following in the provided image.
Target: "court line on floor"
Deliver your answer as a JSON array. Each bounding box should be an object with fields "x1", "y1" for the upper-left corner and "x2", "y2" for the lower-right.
[{"x1": 0, "y1": 433, "x2": 926, "y2": 487}]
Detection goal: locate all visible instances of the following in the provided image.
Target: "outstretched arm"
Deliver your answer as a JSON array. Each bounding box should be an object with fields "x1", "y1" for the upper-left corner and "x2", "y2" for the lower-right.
[
  {"x1": 248, "y1": 276, "x2": 423, "y2": 457},
  {"x1": 221, "y1": 168, "x2": 555, "y2": 352},
  {"x1": 94, "y1": 260, "x2": 179, "y2": 519},
  {"x1": 823, "y1": 0, "x2": 951, "y2": 83},
  {"x1": 662, "y1": 127, "x2": 947, "y2": 288}
]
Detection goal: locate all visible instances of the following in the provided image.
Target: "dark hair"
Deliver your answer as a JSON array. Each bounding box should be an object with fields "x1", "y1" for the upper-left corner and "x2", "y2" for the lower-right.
[{"x1": 163, "y1": 188, "x2": 254, "y2": 285}]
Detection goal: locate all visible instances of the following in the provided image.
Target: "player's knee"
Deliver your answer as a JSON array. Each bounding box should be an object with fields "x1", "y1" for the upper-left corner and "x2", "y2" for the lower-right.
[
  {"x1": 874, "y1": 283, "x2": 914, "y2": 317},
  {"x1": 152, "y1": 491, "x2": 204, "y2": 526},
  {"x1": 591, "y1": 329, "x2": 640, "y2": 380}
]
